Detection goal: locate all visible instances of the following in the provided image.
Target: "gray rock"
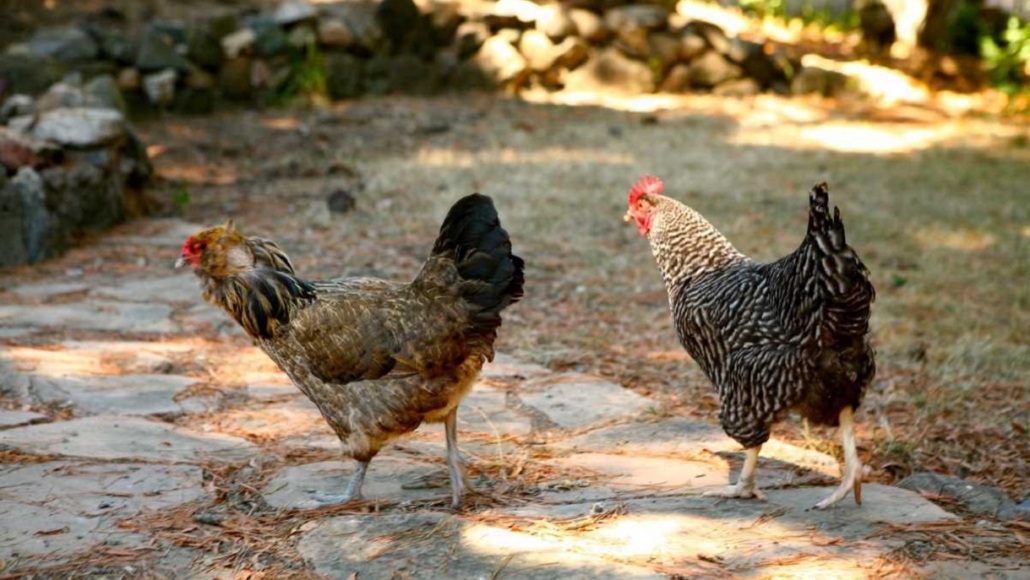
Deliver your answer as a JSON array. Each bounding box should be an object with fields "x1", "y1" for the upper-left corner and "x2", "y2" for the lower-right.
[
  {"x1": 713, "y1": 77, "x2": 761, "y2": 96},
  {"x1": 29, "y1": 374, "x2": 205, "y2": 416},
  {"x1": 564, "y1": 47, "x2": 655, "y2": 95},
  {"x1": 0, "y1": 410, "x2": 48, "y2": 429},
  {"x1": 377, "y1": 0, "x2": 422, "y2": 51},
  {"x1": 649, "y1": 32, "x2": 682, "y2": 72},
  {"x1": 244, "y1": 16, "x2": 289, "y2": 57},
  {"x1": 519, "y1": 29, "x2": 560, "y2": 73},
  {"x1": 221, "y1": 28, "x2": 256, "y2": 59},
  {"x1": 9, "y1": 168, "x2": 56, "y2": 265},
  {"x1": 791, "y1": 65, "x2": 850, "y2": 97},
  {"x1": 317, "y1": 17, "x2": 355, "y2": 47},
  {"x1": 680, "y1": 31, "x2": 708, "y2": 61},
  {"x1": 274, "y1": 0, "x2": 318, "y2": 25},
  {"x1": 553, "y1": 36, "x2": 590, "y2": 71},
  {"x1": 219, "y1": 57, "x2": 253, "y2": 99},
  {"x1": 136, "y1": 22, "x2": 191, "y2": 72},
  {"x1": 34, "y1": 77, "x2": 88, "y2": 113},
  {"x1": 31, "y1": 107, "x2": 125, "y2": 148},
  {"x1": 519, "y1": 374, "x2": 652, "y2": 429},
  {"x1": 684, "y1": 20, "x2": 730, "y2": 56},
  {"x1": 687, "y1": 50, "x2": 742, "y2": 89},
  {"x1": 486, "y1": 0, "x2": 542, "y2": 28},
  {"x1": 26, "y1": 27, "x2": 98, "y2": 62},
  {"x1": 324, "y1": 0, "x2": 383, "y2": 52},
  {"x1": 0, "y1": 300, "x2": 175, "y2": 334},
  {"x1": 454, "y1": 21, "x2": 490, "y2": 59},
  {"x1": 0, "y1": 461, "x2": 205, "y2": 560},
  {"x1": 0, "y1": 416, "x2": 257, "y2": 462},
  {"x1": 1, "y1": 94, "x2": 35, "y2": 122},
  {"x1": 84, "y1": 74, "x2": 126, "y2": 113},
  {"x1": 660, "y1": 63, "x2": 691, "y2": 92},
  {"x1": 536, "y1": 5, "x2": 576, "y2": 41},
  {"x1": 1002, "y1": 497, "x2": 1030, "y2": 521},
  {"x1": 604, "y1": 5, "x2": 669, "y2": 32},
  {"x1": 0, "y1": 54, "x2": 67, "y2": 96},
  {"x1": 568, "y1": 9, "x2": 607, "y2": 43},
  {"x1": 464, "y1": 36, "x2": 529, "y2": 88},
  {"x1": 897, "y1": 472, "x2": 1016, "y2": 518},
  {"x1": 86, "y1": 24, "x2": 136, "y2": 64},
  {"x1": 325, "y1": 53, "x2": 366, "y2": 100},
  {"x1": 299, "y1": 513, "x2": 665, "y2": 579},
  {"x1": 142, "y1": 68, "x2": 178, "y2": 106},
  {"x1": 0, "y1": 175, "x2": 30, "y2": 267},
  {"x1": 186, "y1": 16, "x2": 238, "y2": 69}
]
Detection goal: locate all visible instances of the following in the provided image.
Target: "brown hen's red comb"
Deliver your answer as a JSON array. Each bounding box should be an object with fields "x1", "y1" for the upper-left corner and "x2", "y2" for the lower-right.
[{"x1": 629, "y1": 175, "x2": 664, "y2": 205}]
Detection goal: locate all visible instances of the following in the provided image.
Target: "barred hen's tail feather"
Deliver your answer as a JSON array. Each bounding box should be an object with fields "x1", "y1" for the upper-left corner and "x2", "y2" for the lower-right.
[
  {"x1": 431, "y1": 193, "x2": 525, "y2": 339},
  {"x1": 806, "y1": 183, "x2": 876, "y2": 342}
]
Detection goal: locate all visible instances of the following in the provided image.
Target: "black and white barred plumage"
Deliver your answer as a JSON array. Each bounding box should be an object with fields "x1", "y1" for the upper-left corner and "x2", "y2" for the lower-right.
[{"x1": 629, "y1": 180, "x2": 875, "y2": 451}]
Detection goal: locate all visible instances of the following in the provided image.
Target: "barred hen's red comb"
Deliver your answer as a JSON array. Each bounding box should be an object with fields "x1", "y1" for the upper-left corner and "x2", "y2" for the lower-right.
[{"x1": 629, "y1": 175, "x2": 664, "y2": 205}]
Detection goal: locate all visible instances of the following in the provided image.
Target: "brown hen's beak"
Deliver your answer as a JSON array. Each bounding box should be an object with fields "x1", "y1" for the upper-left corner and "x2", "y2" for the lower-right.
[{"x1": 174, "y1": 255, "x2": 188, "y2": 269}]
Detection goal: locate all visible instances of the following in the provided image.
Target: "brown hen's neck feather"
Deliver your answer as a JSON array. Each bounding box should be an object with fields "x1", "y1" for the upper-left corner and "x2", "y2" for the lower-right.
[{"x1": 646, "y1": 196, "x2": 747, "y2": 292}]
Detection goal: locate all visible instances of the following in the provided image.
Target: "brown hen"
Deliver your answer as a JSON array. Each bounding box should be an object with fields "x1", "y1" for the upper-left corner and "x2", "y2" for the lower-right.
[{"x1": 178, "y1": 194, "x2": 524, "y2": 508}]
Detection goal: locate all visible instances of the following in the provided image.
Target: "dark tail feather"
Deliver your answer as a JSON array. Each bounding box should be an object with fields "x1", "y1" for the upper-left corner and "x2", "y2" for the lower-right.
[
  {"x1": 432, "y1": 193, "x2": 525, "y2": 336},
  {"x1": 806, "y1": 183, "x2": 876, "y2": 339}
]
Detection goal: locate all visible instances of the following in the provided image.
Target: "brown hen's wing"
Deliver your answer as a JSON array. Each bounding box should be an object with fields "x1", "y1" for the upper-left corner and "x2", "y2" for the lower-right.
[{"x1": 272, "y1": 278, "x2": 475, "y2": 384}]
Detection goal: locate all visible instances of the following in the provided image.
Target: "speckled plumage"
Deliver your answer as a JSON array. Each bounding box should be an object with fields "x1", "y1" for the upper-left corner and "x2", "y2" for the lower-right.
[
  {"x1": 628, "y1": 179, "x2": 875, "y2": 507},
  {"x1": 180, "y1": 194, "x2": 524, "y2": 507}
]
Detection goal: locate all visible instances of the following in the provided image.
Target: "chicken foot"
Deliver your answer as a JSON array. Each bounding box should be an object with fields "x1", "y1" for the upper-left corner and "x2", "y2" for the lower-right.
[
  {"x1": 704, "y1": 446, "x2": 767, "y2": 500},
  {"x1": 814, "y1": 406, "x2": 862, "y2": 509},
  {"x1": 445, "y1": 407, "x2": 473, "y2": 509},
  {"x1": 311, "y1": 459, "x2": 369, "y2": 505}
]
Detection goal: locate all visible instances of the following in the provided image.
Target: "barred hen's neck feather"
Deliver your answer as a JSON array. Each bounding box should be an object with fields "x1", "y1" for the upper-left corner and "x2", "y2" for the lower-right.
[{"x1": 646, "y1": 196, "x2": 748, "y2": 294}]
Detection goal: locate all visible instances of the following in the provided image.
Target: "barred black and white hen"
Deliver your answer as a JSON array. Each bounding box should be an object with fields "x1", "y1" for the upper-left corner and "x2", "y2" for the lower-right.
[{"x1": 625, "y1": 176, "x2": 875, "y2": 509}]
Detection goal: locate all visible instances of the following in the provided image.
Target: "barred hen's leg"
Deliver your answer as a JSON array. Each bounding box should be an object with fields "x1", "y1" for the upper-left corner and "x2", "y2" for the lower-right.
[
  {"x1": 704, "y1": 446, "x2": 766, "y2": 500},
  {"x1": 445, "y1": 407, "x2": 469, "y2": 509},
  {"x1": 312, "y1": 459, "x2": 368, "y2": 505},
  {"x1": 815, "y1": 406, "x2": 862, "y2": 509}
]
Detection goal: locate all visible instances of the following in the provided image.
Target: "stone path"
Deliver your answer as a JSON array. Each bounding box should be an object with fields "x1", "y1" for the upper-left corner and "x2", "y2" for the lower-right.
[{"x1": 0, "y1": 218, "x2": 1016, "y2": 579}]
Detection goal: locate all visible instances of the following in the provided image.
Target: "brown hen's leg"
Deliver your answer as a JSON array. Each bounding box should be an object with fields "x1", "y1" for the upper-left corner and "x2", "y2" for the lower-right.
[
  {"x1": 445, "y1": 407, "x2": 470, "y2": 509},
  {"x1": 312, "y1": 459, "x2": 368, "y2": 505},
  {"x1": 704, "y1": 446, "x2": 767, "y2": 500},
  {"x1": 815, "y1": 406, "x2": 862, "y2": 509}
]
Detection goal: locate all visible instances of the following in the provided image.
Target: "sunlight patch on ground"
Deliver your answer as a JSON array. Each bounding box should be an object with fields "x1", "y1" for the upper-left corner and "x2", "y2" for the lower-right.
[
  {"x1": 260, "y1": 117, "x2": 302, "y2": 131},
  {"x1": 915, "y1": 226, "x2": 997, "y2": 251},
  {"x1": 416, "y1": 147, "x2": 634, "y2": 168},
  {"x1": 2, "y1": 341, "x2": 194, "y2": 377},
  {"x1": 157, "y1": 163, "x2": 238, "y2": 185},
  {"x1": 802, "y1": 54, "x2": 930, "y2": 106},
  {"x1": 797, "y1": 123, "x2": 960, "y2": 153}
]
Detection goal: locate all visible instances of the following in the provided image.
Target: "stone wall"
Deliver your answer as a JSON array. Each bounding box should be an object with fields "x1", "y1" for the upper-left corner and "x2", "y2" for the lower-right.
[
  {"x1": 1, "y1": 0, "x2": 807, "y2": 111},
  {"x1": 0, "y1": 77, "x2": 151, "y2": 267}
]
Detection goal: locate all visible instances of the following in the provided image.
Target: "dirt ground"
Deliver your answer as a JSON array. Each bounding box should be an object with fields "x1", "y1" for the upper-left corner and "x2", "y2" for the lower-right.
[{"x1": 7, "y1": 89, "x2": 1022, "y2": 508}]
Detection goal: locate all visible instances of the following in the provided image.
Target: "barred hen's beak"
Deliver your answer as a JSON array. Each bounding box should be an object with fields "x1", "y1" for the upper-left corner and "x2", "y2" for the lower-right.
[
  {"x1": 624, "y1": 210, "x2": 634, "y2": 222},
  {"x1": 175, "y1": 255, "x2": 188, "y2": 268}
]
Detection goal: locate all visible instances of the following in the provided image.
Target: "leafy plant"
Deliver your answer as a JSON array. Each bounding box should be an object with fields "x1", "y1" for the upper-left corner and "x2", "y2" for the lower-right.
[
  {"x1": 279, "y1": 39, "x2": 328, "y2": 103},
  {"x1": 981, "y1": 15, "x2": 1030, "y2": 97},
  {"x1": 173, "y1": 181, "x2": 191, "y2": 215}
]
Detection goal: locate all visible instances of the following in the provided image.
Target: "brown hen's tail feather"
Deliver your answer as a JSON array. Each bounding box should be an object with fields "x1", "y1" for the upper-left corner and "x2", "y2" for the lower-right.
[
  {"x1": 806, "y1": 183, "x2": 876, "y2": 341},
  {"x1": 431, "y1": 193, "x2": 525, "y2": 338}
]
